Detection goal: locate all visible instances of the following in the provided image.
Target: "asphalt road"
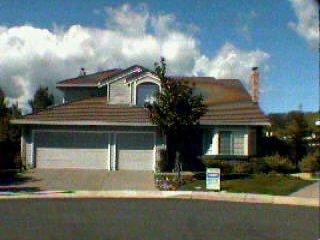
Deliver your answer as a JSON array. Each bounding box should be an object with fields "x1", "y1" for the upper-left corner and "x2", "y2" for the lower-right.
[{"x1": 0, "y1": 198, "x2": 318, "y2": 240}]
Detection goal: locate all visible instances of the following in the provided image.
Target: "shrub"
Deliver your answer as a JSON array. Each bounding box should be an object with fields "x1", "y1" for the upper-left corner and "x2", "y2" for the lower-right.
[
  {"x1": 250, "y1": 157, "x2": 270, "y2": 174},
  {"x1": 201, "y1": 157, "x2": 233, "y2": 175},
  {"x1": 232, "y1": 162, "x2": 253, "y2": 174},
  {"x1": 299, "y1": 154, "x2": 320, "y2": 173},
  {"x1": 156, "y1": 149, "x2": 169, "y2": 172},
  {"x1": 264, "y1": 154, "x2": 295, "y2": 174}
]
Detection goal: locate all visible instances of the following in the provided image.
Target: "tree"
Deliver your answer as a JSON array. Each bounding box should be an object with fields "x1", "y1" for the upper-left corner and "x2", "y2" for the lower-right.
[
  {"x1": 0, "y1": 88, "x2": 9, "y2": 141},
  {"x1": 146, "y1": 58, "x2": 207, "y2": 172},
  {"x1": 286, "y1": 111, "x2": 309, "y2": 167},
  {"x1": 0, "y1": 88, "x2": 22, "y2": 169},
  {"x1": 7, "y1": 102, "x2": 22, "y2": 143},
  {"x1": 28, "y1": 86, "x2": 54, "y2": 113}
]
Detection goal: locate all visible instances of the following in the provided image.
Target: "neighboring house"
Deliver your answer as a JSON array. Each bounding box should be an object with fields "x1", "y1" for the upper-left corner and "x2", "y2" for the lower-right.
[{"x1": 12, "y1": 65, "x2": 270, "y2": 171}]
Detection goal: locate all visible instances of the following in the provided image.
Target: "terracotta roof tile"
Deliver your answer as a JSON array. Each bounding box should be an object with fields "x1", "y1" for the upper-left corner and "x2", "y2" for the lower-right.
[
  {"x1": 19, "y1": 95, "x2": 269, "y2": 126},
  {"x1": 56, "y1": 69, "x2": 122, "y2": 87}
]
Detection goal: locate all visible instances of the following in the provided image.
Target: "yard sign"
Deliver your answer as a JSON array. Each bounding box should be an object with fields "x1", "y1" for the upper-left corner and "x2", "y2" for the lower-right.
[{"x1": 206, "y1": 168, "x2": 220, "y2": 191}]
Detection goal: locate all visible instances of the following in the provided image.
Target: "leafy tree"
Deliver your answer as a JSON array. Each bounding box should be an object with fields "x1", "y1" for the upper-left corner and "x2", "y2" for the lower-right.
[
  {"x1": 0, "y1": 88, "x2": 22, "y2": 169},
  {"x1": 146, "y1": 58, "x2": 207, "y2": 171},
  {"x1": 7, "y1": 102, "x2": 22, "y2": 144},
  {"x1": 28, "y1": 86, "x2": 54, "y2": 113},
  {"x1": 286, "y1": 111, "x2": 309, "y2": 167},
  {"x1": 0, "y1": 88, "x2": 9, "y2": 141}
]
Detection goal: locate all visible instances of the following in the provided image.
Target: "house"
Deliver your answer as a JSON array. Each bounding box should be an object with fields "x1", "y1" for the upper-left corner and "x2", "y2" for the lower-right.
[{"x1": 12, "y1": 65, "x2": 270, "y2": 171}]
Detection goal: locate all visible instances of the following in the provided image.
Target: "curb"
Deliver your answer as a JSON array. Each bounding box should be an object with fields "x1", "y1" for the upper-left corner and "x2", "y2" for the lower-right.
[{"x1": 0, "y1": 190, "x2": 318, "y2": 207}]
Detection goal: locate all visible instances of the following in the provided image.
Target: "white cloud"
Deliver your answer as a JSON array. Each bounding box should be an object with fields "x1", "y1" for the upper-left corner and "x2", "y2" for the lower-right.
[
  {"x1": 0, "y1": 4, "x2": 270, "y2": 113},
  {"x1": 289, "y1": 0, "x2": 319, "y2": 49},
  {"x1": 105, "y1": 4, "x2": 149, "y2": 36},
  {"x1": 194, "y1": 43, "x2": 270, "y2": 85}
]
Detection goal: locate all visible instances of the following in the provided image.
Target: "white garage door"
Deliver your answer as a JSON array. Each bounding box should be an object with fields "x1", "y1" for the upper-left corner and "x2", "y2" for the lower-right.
[
  {"x1": 117, "y1": 133, "x2": 154, "y2": 170},
  {"x1": 35, "y1": 131, "x2": 109, "y2": 169}
]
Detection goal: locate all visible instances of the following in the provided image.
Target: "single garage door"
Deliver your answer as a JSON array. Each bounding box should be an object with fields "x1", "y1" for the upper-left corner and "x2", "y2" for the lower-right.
[
  {"x1": 117, "y1": 133, "x2": 154, "y2": 170},
  {"x1": 35, "y1": 131, "x2": 109, "y2": 169}
]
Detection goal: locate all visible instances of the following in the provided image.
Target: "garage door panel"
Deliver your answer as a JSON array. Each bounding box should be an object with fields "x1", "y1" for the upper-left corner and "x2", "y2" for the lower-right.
[
  {"x1": 117, "y1": 133, "x2": 154, "y2": 171},
  {"x1": 35, "y1": 131, "x2": 108, "y2": 169},
  {"x1": 36, "y1": 132, "x2": 107, "y2": 149}
]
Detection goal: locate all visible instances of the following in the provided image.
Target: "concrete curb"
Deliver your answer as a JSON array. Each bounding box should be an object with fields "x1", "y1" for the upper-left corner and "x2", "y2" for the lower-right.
[{"x1": 0, "y1": 190, "x2": 318, "y2": 207}]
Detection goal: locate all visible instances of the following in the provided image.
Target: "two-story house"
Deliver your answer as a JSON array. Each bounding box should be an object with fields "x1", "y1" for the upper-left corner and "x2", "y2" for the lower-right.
[{"x1": 12, "y1": 65, "x2": 270, "y2": 171}]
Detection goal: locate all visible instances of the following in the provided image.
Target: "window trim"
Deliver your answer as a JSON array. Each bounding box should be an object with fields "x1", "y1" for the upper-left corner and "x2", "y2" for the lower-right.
[
  {"x1": 218, "y1": 131, "x2": 245, "y2": 156},
  {"x1": 135, "y1": 82, "x2": 160, "y2": 106}
]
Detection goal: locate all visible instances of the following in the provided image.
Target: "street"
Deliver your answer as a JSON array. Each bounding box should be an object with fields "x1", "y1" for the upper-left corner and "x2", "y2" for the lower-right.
[{"x1": 0, "y1": 198, "x2": 318, "y2": 240}]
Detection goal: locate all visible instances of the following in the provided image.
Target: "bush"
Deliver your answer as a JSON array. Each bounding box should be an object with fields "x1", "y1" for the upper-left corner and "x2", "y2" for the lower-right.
[
  {"x1": 232, "y1": 162, "x2": 253, "y2": 174},
  {"x1": 156, "y1": 149, "x2": 169, "y2": 172},
  {"x1": 264, "y1": 154, "x2": 295, "y2": 174},
  {"x1": 299, "y1": 154, "x2": 320, "y2": 173},
  {"x1": 201, "y1": 157, "x2": 233, "y2": 175},
  {"x1": 250, "y1": 157, "x2": 270, "y2": 174}
]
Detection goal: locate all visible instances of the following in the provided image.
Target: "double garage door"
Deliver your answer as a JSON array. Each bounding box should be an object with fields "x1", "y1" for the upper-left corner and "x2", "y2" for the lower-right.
[{"x1": 34, "y1": 131, "x2": 155, "y2": 170}]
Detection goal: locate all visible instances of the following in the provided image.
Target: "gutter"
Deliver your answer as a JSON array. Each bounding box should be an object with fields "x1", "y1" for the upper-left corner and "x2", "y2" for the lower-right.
[
  {"x1": 10, "y1": 119, "x2": 154, "y2": 127},
  {"x1": 11, "y1": 119, "x2": 270, "y2": 127}
]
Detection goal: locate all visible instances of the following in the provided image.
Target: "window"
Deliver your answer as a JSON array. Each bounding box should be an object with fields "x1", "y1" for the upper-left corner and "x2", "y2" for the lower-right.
[
  {"x1": 136, "y1": 83, "x2": 159, "y2": 106},
  {"x1": 219, "y1": 131, "x2": 244, "y2": 155}
]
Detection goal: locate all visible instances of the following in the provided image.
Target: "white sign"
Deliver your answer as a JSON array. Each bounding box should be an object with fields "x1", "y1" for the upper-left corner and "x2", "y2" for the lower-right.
[{"x1": 206, "y1": 168, "x2": 220, "y2": 191}]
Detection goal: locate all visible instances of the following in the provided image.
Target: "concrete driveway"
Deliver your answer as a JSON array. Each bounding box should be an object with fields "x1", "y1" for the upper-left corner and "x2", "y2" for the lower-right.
[{"x1": 0, "y1": 169, "x2": 157, "y2": 191}]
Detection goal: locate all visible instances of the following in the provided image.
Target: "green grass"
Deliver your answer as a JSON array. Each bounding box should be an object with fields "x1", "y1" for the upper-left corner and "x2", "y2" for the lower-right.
[{"x1": 179, "y1": 174, "x2": 315, "y2": 195}]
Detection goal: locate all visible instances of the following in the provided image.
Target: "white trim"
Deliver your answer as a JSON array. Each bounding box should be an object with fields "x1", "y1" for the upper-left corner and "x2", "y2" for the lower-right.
[
  {"x1": 12, "y1": 120, "x2": 154, "y2": 126},
  {"x1": 56, "y1": 84, "x2": 97, "y2": 88},
  {"x1": 135, "y1": 79, "x2": 161, "y2": 106},
  {"x1": 31, "y1": 130, "x2": 35, "y2": 168},
  {"x1": 125, "y1": 72, "x2": 160, "y2": 86},
  {"x1": 113, "y1": 133, "x2": 117, "y2": 170},
  {"x1": 99, "y1": 69, "x2": 139, "y2": 86},
  {"x1": 33, "y1": 129, "x2": 111, "y2": 133},
  {"x1": 12, "y1": 119, "x2": 270, "y2": 126},
  {"x1": 108, "y1": 133, "x2": 111, "y2": 170},
  {"x1": 133, "y1": 81, "x2": 137, "y2": 105},
  {"x1": 153, "y1": 132, "x2": 156, "y2": 172}
]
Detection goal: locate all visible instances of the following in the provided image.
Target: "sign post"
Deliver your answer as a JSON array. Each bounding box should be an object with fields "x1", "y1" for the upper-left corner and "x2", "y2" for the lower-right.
[{"x1": 206, "y1": 168, "x2": 220, "y2": 191}]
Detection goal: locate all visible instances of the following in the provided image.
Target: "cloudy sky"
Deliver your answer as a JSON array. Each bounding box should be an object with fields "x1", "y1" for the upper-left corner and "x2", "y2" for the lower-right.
[{"x1": 0, "y1": 0, "x2": 318, "y2": 113}]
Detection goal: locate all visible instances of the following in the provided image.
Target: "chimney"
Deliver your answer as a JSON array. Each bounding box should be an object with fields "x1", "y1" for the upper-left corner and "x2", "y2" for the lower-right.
[
  {"x1": 79, "y1": 67, "x2": 86, "y2": 76},
  {"x1": 251, "y1": 67, "x2": 259, "y2": 102}
]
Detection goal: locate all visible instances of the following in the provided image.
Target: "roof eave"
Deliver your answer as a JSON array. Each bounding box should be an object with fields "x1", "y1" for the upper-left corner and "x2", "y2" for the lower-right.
[
  {"x1": 11, "y1": 119, "x2": 270, "y2": 127},
  {"x1": 56, "y1": 84, "x2": 98, "y2": 88},
  {"x1": 11, "y1": 119, "x2": 154, "y2": 126}
]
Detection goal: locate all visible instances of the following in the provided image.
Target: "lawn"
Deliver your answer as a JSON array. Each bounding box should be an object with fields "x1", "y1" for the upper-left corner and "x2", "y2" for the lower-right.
[{"x1": 179, "y1": 174, "x2": 315, "y2": 195}]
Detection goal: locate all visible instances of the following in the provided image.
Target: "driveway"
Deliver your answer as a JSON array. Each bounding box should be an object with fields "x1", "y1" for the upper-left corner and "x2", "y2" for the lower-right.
[{"x1": 0, "y1": 169, "x2": 157, "y2": 191}]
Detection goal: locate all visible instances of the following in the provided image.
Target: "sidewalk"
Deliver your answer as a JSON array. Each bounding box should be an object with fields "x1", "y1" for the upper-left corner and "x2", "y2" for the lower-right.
[
  {"x1": 290, "y1": 181, "x2": 319, "y2": 198},
  {"x1": 0, "y1": 190, "x2": 318, "y2": 207}
]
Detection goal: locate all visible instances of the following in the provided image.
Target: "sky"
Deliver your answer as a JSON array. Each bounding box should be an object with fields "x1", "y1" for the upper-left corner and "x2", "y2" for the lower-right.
[{"x1": 0, "y1": 0, "x2": 318, "y2": 113}]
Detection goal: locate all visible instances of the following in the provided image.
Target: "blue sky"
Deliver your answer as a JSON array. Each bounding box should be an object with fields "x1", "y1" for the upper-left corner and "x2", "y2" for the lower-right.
[{"x1": 0, "y1": 0, "x2": 318, "y2": 113}]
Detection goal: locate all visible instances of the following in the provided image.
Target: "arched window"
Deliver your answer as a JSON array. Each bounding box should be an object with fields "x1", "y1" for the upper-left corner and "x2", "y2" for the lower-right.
[{"x1": 136, "y1": 83, "x2": 159, "y2": 106}]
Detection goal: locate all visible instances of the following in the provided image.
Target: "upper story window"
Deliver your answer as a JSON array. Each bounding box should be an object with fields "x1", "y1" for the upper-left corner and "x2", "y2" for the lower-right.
[{"x1": 136, "y1": 83, "x2": 159, "y2": 107}]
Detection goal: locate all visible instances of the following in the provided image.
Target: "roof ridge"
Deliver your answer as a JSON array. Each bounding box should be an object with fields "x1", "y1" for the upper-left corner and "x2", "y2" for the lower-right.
[{"x1": 56, "y1": 68, "x2": 122, "y2": 85}]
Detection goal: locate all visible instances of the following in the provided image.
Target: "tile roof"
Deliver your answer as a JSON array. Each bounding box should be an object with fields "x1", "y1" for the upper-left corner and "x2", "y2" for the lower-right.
[
  {"x1": 14, "y1": 67, "x2": 269, "y2": 126},
  {"x1": 56, "y1": 69, "x2": 122, "y2": 87},
  {"x1": 15, "y1": 88, "x2": 269, "y2": 126}
]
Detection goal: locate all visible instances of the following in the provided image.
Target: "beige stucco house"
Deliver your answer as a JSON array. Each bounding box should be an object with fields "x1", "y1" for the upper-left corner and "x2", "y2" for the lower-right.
[{"x1": 12, "y1": 65, "x2": 269, "y2": 171}]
